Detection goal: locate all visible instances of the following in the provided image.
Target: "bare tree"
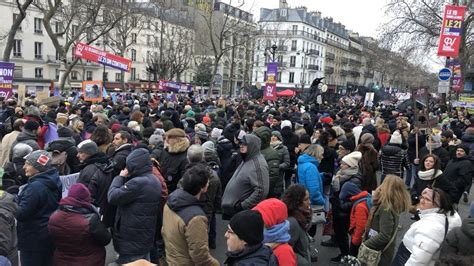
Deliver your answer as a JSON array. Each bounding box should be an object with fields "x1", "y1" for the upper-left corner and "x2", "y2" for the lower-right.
[
  {"x1": 34, "y1": 0, "x2": 125, "y2": 90},
  {"x1": 2, "y1": 0, "x2": 34, "y2": 61}
]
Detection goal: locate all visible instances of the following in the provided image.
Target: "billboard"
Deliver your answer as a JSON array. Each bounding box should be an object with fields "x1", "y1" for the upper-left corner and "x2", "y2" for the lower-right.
[{"x1": 74, "y1": 42, "x2": 132, "y2": 72}]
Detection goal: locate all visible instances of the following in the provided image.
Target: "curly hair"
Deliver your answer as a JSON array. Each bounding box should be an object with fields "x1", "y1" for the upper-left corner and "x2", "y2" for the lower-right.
[
  {"x1": 91, "y1": 125, "x2": 112, "y2": 146},
  {"x1": 282, "y1": 184, "x2": 311, "y2": 229}
]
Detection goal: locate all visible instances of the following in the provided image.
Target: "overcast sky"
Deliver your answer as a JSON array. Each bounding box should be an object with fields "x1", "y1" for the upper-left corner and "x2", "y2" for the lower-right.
[{"x1": 228, "y1": 0, "x2": 390, "y2": 38}]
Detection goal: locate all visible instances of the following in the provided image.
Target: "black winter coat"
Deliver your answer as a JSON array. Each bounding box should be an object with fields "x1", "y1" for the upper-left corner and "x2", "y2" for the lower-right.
[
  {"x1": 158, "y1": 138, "x2": 189, "y2": 192},
  {"x1": 47, "y1": 138, "x2": 81, "y2": 173},
  {"x1": 111, "y1": 144, "x2": 133, "y2": 177},
  {"x1": 407, "y1": 132, "x2": 426, "y2": 163},
  {"x1": 224, "y1": 244, "x2": 277, "y2": 266},
  {"x1": 217, "y1": 137, "x2": 241, "y2": 189},
  {"x1": 380, "y1": 143, "x2": 408, "y2": 178},
  {"x1": 108, "y1": 148, "x2": 162, "y2": 257},
  {"x1": 442, "y1": 156, "x2": 474, "y2": 203}
]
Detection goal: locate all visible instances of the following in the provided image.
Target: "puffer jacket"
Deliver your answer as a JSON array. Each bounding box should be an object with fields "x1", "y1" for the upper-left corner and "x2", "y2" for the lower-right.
[
  {"x1": 440, "y1": 217, "x2": 474, "y2": 256},
  {"x1": 271, "y1": 141, "x2": 290, "y2": 172},
  {"x1": 107, "y1": 148, "x2": 162, "y2": 257},
  {"x1": 380, "y1": 143, "x2": 408, "y2": 178},
  {"x1": 222, "y1": 134, "x2": 269, "y2": 218},
  {"x1": 401, "y1": 208, "x2": 462, "y2": 266},
  {"x1": 16, "y1": 168, "x2": 62, "y2": 251},
  {"x1": 48, "y1": 197, "x2": 111, "y2": 266},
  {"x1": 46, "y1": 137, "x2": 81, "y2": 173},
  {"x1": 162, "y1": 189, "x2": 219, "y2": 266},
  {"x1": 297, "y1": 154, "x2": 324, "y2": 206},
  {"x1": 110, "y1": 143, "x2": 133, "y2": 177},
  {"x1": 253, "y1": 127, "x2": 281, "y2": 198},
  {"x1": 461, "y1": 128, "x2": 474, "y2": 157},
  {"x1": 349, "y1": 191, "x2": 370, "y2": 246},
  {"x1": 77, "y1": 152, "x2": 115, "y2": 226},
  {"x1": 442, "y1": 156, "x2": 473, "y2": 203},
  {"x1": 0, "y1": 191, "x2": 18, "y2": 265},
  {"x1": 157, "y1": 137, "x2": 189, "y2": 192},
  {"x1": 224, "y1": 244, "x2": 278, "y2": 266}
]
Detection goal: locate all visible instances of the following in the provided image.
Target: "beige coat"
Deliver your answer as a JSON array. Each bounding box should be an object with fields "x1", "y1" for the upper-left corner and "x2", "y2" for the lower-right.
[{"x1": 0, "y1": 131, "x2": 20, "y2": 167}]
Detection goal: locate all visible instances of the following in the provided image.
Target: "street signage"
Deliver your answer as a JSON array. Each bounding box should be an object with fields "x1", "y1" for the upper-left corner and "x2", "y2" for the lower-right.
[
  {"x1": 437, "y1": 5, "x2": 466, "y2": 57},
  {"x1": 438, "y1": 68, "x2": 452, "y2": 81},
  {"x1": 74, "y1": 42, "x2": 132, "y2": 72},
  {"x1": 438, "y1": 80, "x2": 450, "y2": 93}
]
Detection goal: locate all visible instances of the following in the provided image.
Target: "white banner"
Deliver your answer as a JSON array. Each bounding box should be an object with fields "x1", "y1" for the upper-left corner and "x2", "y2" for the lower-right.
[{"x1": 59, "y1": 173, "x2": 80, "y2": 198}]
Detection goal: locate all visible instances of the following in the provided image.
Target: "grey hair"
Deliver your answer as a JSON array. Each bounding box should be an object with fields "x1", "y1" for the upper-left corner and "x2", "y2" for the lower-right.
[
  {"x1": 304, "y1": 144, "x2": 325, "y2": 162},
  {"x1": 12, "y1": 143, "x2": 34, "y2": 159},
  {"x1": 187, "y1": 144, "x2": 204, "y2": 163}
]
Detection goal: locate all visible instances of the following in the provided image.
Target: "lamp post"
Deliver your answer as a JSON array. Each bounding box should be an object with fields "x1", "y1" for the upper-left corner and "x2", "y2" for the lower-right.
[
  {"x1": 264, "y1": 44, "x2": 278, "y2": 62},
  {"x1": 297, "y1": 50, "x2": 307, "y2": 92}
]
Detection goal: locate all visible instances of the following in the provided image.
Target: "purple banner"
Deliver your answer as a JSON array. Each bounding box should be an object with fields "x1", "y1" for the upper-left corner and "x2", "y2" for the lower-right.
[
  {"x1": 158, "y1": 80, "x2": 192, "y2": 93},
  {"x1": 0, "y1": 62, "x2": 14, "y2": 94},
  {"x1": 0, "y1": 88, "x2": 12, "y2": 99},
  {"x1": 266, "y1": 62, "x2": 278, "y2": 84}
]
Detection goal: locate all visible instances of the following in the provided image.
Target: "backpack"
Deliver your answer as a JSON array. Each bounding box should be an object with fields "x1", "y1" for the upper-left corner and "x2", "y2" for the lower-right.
[
  {"x1": 51, "y1": 150, "x2": 71, "y2": 175},
  {"x1": 352, "y1": 193, "x2": 372, "y2": 211}
]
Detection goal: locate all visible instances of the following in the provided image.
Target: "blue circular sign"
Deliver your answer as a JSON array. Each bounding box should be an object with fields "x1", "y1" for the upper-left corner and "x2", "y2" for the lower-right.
[{"x1": 438, "y1": 68, "x2": 452, "y2": 81}]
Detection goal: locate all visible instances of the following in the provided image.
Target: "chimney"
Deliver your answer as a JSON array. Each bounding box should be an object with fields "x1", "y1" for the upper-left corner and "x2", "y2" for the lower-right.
[{"x1": 279, "y1": 0, "x2": 288, "y2": 9}]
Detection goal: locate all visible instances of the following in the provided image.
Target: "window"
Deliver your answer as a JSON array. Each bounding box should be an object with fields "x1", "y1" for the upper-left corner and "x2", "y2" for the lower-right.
[
  {"x1": 55, "y1": 21, "x2": 63, "y2": 34},
  {"x1": 291, "y1": 40, "x2": 297, "y2": 51},
  {"x1": 146, "y1": 51, "x2": 151, "y2": 63},
  {"x1": 13, "y1": 14, "x2": 22, "y2": 30},
  {"x1": 71, "y1": 25, "x2": 78, "y2": 37},
  {"x1": 35, "y1": 68, "x2": 43, "y2": 78},
  {"x1": 71, "y1": 71, "x2": 78, "y2": 80},
  {"x1": 34, "y1": 42, "x2": 43, "y2": 59},
  {"x1": 154, "y1": 36, "x2": 158, "y2": 47},
  {"x1": 277, "y1": 71, "x2": 282, "y2": 82},
  {"x1": 56, "y1": 51, "x2": 61, "y2": 61},
  {"x1": 34, "y1": 18, "x2": 42, "y2": 33},
  {"x1": 256, "y1": 55, "x2": 259, "y2": 66},
  {"x1": 13, "y1": 39, "x2": 22, "y2": 57},
  {"x1": 14, "y1": 66, "x2": 23, "y2": 78},
  {"x1": 55, "y1": 69, "x2": 59, "y2": 80},
  {"x1": 290, "y1": 56, "x2": 296, "y2": 67},
  {"x1": 292, "y1": 25, "x2": 298, "y2": 33},
  {"x1": 131, "y1": 49, "x2": 136, "y2": 61},
  {"x1": 131, "y1": 33, "x2": 137, "y2": 44},
  {"x1": 86, "y1": 71, "x2": 93, "y2": 81},
  {"x1": 147, "y1": 35, "x2": 152, "y2": 46},
  {"x1": 130, "y1": 68, "x2": 136, "y2": 80},
  {"x1": 115, "y1": 73, "x2": 121, "y2": 82},
  {"x1": 289, "y1": 72, "x2": 295, "y2": 83}
]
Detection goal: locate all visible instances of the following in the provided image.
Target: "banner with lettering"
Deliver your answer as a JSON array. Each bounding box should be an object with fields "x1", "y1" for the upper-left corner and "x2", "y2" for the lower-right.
[
  {"x1": 74, "y1": 42, "x2": 132, "y2": 72},
  {"x1": 437, "y1": 5, "x2": 466, "y2": 57},
  {"x1": 448, "y1": 59, "x2": 464, "y2": 92},
  {"x1": 263, "y1": 62, "x2": 278, "y2": 101},
  {"x1": 0, "y1": 62, "x2": 14, "y2": 98}
]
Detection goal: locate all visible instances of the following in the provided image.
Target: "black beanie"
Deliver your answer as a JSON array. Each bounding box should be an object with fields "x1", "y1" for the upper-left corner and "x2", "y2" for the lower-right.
[
  {"x1": 229, "y1": 210, "x2": 264, "y2": 246},
  {"x1": 24, "y1": 120, "x2": 40, "y2": 131},
  {"x1": 457, "y1": 144, "x2": 470, "y2": 156},
  {"x1": 57, "y1": 126, "x2": 74, "y2": 138},
  {"x1": 340, "y1": 139, "x2": 355, "y2": 152}
]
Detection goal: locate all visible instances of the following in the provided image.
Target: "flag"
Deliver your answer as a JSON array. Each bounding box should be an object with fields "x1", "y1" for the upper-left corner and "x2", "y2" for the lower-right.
[{"x1": 102, "y1": 86, "x2": 108, "y2": 98}]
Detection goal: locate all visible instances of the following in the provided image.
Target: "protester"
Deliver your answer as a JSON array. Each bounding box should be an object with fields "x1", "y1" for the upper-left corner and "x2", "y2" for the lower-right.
[
  {"x1": 48, "y1": 183, "x2": 111, "y2": 265},
  {"x1": 46, "y1": 126, "x2": 81, "y2": 174},
  {"x1": 108, "y1": 148, "x2": 162, "y2": 264},
  {"x1": 221, "y1": 134, "x2": 269, "y2": 219},
  {"x1": 253, "y1": 126, "x2": 281, "y2": 198},
  {"x1": 379, "y1": 130, "x2": 408, "y2": 181},
  {"x1": 110, "y1": 130, "x2": 133, "y2": 177},
  {"x1": 10, "y1": 120, "x2": 40, "y2": 161},
  {"x1": 224, "y1": 210, "x2": 277, "y2": 265},
  {"x1": 0, "y1": 119, "x2": 23, "y2": 167},
  {"x1": 439, "y1": 201, "x2": 474, "y2": 258},
  {"x1": 296, "y1": 144, "x2": 325, "y2": 207},
  {"x1": 442, "y1": 144, "x2": 473, "y2": 204},
  {"x1": 162, "y1": 164, "x2": 219, "y2": 266},
  {"x1": 15, "y1": 150, "x2": 62, "y2": 266},
  {"x1": 0, "y1": 190, "x2": 18, "y2": 266}
]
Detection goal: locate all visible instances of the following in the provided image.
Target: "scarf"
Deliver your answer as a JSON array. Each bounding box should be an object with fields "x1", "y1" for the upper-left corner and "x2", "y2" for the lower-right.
[
  {"x1": 263, "y1": 220, "x2": 291, "y2": 244},
  {"x1": 417, "y1": 169, "x2": 443, "y2": 181},
  {"x1": 340, "y1": 167, "x2": 359, "y2": 180},
  {"x1": 270, "y1": 140, "x2": 282, "y2": 149},
  {"x1": 426, "y1": 142, "x2": 442, "y2": 151}
]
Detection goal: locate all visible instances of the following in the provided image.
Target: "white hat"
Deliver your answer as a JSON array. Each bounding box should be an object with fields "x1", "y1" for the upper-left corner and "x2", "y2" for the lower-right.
[
  {"x1": 341, "y1": 151, "x2": 362, "y2": 168},
  {"x1": 389, "y1": 131, "x2": 403, "y2": 145},
  {"x1": 281, "y1": 120, "x2": 292, "y2": 129},
  {"x1": 211, "y1": 128, "x2": 223, "y2": 139}
]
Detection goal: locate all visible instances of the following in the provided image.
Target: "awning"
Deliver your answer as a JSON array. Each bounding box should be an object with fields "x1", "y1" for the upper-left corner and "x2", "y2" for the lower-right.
[{"x1": 277, "y1": 89, "x2": 296, "y2": 97}]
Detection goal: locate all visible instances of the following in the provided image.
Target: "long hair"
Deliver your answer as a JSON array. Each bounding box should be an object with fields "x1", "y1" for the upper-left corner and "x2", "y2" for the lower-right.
[
  {"x1": 374, "y1": 174, "x2": 411, "y2": 214},
  {"x1": 282, "y1": 184, "x2": 311, "y2": 229},
  {"x1": 91, "y1": 125, "x2": 113, "y2": 146},
  {"x1": 420, "y1": 154, "x2": 441, "y2": 180}
]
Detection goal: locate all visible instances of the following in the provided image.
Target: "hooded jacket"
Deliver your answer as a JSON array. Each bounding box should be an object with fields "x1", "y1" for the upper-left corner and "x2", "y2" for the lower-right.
[
  {"x1": 107, "y1": 148, "x2": 162, "y2": 257},
  {"x1": 380, "y1": 143, "x2": 408, "y2": 178},
  {"x1": 48, "y1": 196, "x2": 111, "y2": 265},
  {"x1": 16, "y1": 168, "x2": 62, "y2": 251},
  {"x1": 461, "y1": 128, "x2": 474, "y2": 157},
  {"x1": 157, "y1": 137, "x2": 190, "y2": 192},
  {"x1": 297, "y1": 154, "x2": 325, "y2": 206},
  {"x1": 46, "y1": 137, "x2": 81, "y2": 173},
  {"x1": 253, "y1": 127, "x2": 282, "y2": 198},
  {"x1": 0, "y1": 130, "x2": 20, "y2": 167},
  {"x1": 349, "y1": 191, "x2": 370, "y2": 246},
  {"x1": 10, "y1": 130, "x2": 40, "y2": 161},
  {"x1": 111, "y1": 143, "x2": 133, "y2": 177},
  {"x1": 222, "y1": 134, "x2": 270, "y2": 218},
  {"x1": 442, "y1": 156, "x2": 474, "y2": 203},
  {"x1": 162, "y1": 189, "x2": 219, "y2": 266},
  {"x1": 440, "y1": 217, "x2": 474, "y2": 257},
  {"x1": 0, "y1": 191, "x2": 18, "y2": 265}
]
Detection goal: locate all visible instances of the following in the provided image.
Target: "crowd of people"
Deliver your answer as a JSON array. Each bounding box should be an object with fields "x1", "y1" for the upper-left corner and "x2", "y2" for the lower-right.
[{"x1": 0, "y1": 94, "x2": 473, "y2": 266}]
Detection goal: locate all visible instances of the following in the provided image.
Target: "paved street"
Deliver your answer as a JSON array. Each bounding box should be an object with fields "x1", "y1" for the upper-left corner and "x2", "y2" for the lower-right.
[{"x1": 106, "y1": 194, "x2": 472, "y2": 265}]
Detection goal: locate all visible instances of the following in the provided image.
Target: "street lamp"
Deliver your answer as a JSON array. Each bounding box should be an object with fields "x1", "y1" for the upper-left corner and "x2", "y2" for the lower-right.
[
  {"x1": 297, "y1": 51, "x2": 307, "y2": 91},
  {"x1": 264, "y1": 44, "x2": 278, "y2": 62}
]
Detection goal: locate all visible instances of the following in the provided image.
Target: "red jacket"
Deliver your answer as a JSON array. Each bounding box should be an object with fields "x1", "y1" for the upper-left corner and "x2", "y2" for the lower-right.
[
  {"x1": 273, "y1": 243, "x2": 297, "y2": 266},
  {"x1": 349, "y1": 191, "x2": 370, "y2": 246},
  {"x1": 377, "y1": 130, "x2": 390, "y2": 147}
]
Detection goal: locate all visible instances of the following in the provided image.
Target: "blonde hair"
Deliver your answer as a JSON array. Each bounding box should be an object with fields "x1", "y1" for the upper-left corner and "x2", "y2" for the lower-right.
[
  {"x1": 374, "y1": 174, "x2": 411, "y2": 214},
  {"x1": 304, "y1": 144, "x2": 324, "y2": 162}
]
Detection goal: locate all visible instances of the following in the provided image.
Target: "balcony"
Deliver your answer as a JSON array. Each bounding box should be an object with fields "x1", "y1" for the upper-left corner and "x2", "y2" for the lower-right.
[
  {"x1": 278, "y1": 46, "x2": 288, "y2": 52},
  {"x1": 340, "y1": 58, "x2": 349, "y2": 64},
  {"x1": 325, "y1": 67, "x2": 334, "y2": 74},
  {"x1": 257, "y1": 29, "x2": 326, "y2": 43},
  {"x1": 350, "y1": 70, "x2": 360, "y2": 77},
  {"x1": 308, "y1": 64, "x2": 319, "y2": 70},
  {"x1": 364, "y1": 72, "x2": 374, "y2": 78},
  {"x1": 309, "y1": 49, "x2": 319, "y2": 56},
  {"x1": 349, "y1": 59, "x2": 362, "y2": 67},
  {"x1": 326, "y1": 52, "x2": 335, "y2": 61},
  {"x1": 340, "y1": 70, "x2": 348, "y2": 76},
  {"x1": 277, "y1": 62, "x2": 288, "y2": 68}
]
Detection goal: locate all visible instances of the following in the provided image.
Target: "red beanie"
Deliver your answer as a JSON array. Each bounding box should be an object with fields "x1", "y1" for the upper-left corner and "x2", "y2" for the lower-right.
[
  {"x1": 111, "y1": 123, "x2": 121, "y2": 134},
  {"x1": 320, "y1": 116, "x2": 333, "y2": 124},
  {"x1": 252, "y1": 198, "x2": 288, "y2": 227},
  {"x1": 68, "y1": 183, "x2": 91, "y2": 203},
  {"x1": 203, "y1": 116, "x2": 211, "y2": 124}
]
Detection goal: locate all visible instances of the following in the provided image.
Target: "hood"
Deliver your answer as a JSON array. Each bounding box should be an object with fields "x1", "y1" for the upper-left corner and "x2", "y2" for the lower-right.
[
  {"x1": 343, "y1": 178, "x2": 363, "y2": 197},
  {"x1": 126, "y1": 148, "x2": 152, "y2": 177},
  {"x1": 0, "y1": 191, "x2": 18, "y2": 214},
  {"x1": 381, "y1": 143, "x2": 402, "y2": 155},
  {"x1": 17, "y1": 130, "x2": 37, "y2": 142},
  {"x1": 253, "y1": 126, "x2": 272, "y2": 149},
  {"x1": 81, "y1": 152, "x2": 109, "y2": 168},
  {"x1": 30, "y1": 168, "x2": 61, "y2": 192},
  {"x1": 461, "y1": 217, "x2": 474, "y2": 238},
  {"x1": 297, "y1": 153, "x2": 319, "y2": 167},
  {"x1": 242, "y1": 134, "x2": 261, "y2": 160},
  {"x1": 166, "y1": 137, "x2": 190, "y2": 154},
  {"x1": 252, "y1": 198, "x2": 288, "y2": 227},
  {"x1": 461, "y1": 132, "x2": 474, "y2": 143},
  {"x1": 47, "y1": 138, "x2": 75, "y2": 152},
  {"x1": 350, "y1": 191, "x2": 369, "y2": 202},
  {"x1": 166, "y1": 188, "x2": 201, "y2": 212},
  {"x1": 362, "y1": 124, "x2": 377, "y2": 134}
]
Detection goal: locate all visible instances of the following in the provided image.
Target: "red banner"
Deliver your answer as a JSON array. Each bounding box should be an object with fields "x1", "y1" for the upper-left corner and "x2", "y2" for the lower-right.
[
  {"x1": 263, "y1": 83, "x2": 277, "y2": 101},
  {"x1": 74, "y1": 42, "x2": 132, "y2": 72},
  {"x1": 437, "y1": 5, "x2": 466, "y2": 58}
]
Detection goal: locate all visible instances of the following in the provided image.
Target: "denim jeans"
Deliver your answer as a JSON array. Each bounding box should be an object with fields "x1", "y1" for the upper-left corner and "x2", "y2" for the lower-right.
[
  {"x1": 405, "y1": 164, "x2": 417, "y2": 187},
  {"x1": 208, "y1": 212, "x2": 217, "y2": 247}
]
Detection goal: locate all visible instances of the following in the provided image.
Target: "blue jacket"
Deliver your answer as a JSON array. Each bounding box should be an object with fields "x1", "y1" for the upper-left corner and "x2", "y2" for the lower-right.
[
  {"x1": 16, "y1": 168, "x2": 62, "y2": 251},
  {"x1": 297, "y1": 154, "x2": 325, "y2": 205},
  {"x1": 108, "y1": 148, "x2": 162, "y2": 258}
]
